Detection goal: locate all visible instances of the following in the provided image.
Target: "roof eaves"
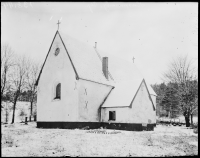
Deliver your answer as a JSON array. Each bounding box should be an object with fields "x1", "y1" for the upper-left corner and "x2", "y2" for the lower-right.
[
  {"x1": 143, "y1": 79, "x2": 156, "y2": 111},
  {"x1": 101, "y1": 106, "x2": 130, "y2": 108},
  {"x1": 99, "y1": 86, "x2": 115, "y2": 120},
  {"x1": 35, "y1": 31, "x2": 59, "y2": 86},
  {"x1": 79, "y1": 77, "x2": 114, "y2": 87},
  {"x1": 129, "y1": 79, "x2": 144, "y2": 108}
]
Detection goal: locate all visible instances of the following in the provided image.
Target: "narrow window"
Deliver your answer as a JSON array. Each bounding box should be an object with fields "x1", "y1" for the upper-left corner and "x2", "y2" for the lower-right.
[
  {"x1": 109, "y1": 111, "x2": 116, "y2": 121},
  {"x1": 55, "y1": 83, "x2": 61, "y2": 99}
]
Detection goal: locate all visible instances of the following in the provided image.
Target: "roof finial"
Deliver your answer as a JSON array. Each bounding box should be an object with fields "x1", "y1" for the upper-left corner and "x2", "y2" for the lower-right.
[
  {"x1": 132, "y1": 57, "x2": 135, "y2": 63},
  {"x1": 57, "y1": 20, "x2": 61, "y2": 30},
  {"x1": 95, "y1": 42, "x2": 97, "y2": 49}
]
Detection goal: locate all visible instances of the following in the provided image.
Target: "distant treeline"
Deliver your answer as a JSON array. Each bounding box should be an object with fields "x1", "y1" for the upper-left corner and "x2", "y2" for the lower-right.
[
  {"x1": 151, "y1": 79, "x2": 198, "y2": 127},
  {"x1": 2, "y1": 90, "x2": 37, "y2": 102}
]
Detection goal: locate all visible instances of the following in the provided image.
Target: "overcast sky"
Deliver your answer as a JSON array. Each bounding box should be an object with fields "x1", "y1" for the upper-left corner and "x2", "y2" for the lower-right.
[{"x1": 1, "y1": 2, "x2": 198, "y2": 85}]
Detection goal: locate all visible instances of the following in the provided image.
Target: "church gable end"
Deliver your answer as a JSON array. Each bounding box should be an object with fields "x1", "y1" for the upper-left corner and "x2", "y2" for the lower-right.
[
  {"x1": 130, "y1": 79, "x2": 155, "y2": 111},
  {"x1": 36, "y1": 31, "x2": 79, "y2": 122},
  {"x1": 130, "y1": 79, "x2": 156, "y2": 124},
  {"x1": 36, "y1": 31, "x2": 79, "y2": 86}
]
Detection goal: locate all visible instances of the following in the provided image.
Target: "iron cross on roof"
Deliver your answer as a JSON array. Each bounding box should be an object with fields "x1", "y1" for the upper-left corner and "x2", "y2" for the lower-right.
[
  {"x1": 132, "y1": 57, "x2": 135, "y2": 63},
  {"x1": 57, "y1": 20, "x2": 61, "y2": 30}
]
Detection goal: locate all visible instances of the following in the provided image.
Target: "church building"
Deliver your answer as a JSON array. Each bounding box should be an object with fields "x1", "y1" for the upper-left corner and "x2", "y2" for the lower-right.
[{"x1": 35, "y1": 29, "x2": 157, "y2": 131}]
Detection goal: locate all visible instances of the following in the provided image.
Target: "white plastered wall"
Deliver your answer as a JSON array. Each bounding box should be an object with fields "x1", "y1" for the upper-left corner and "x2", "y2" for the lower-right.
[
  {"x1": 37, "y1": 33, "x2": 79, "y2": 122},
  {"x1": 78, "y1": 79, "x2": 112, "y2": 122},
  {"x1": 101, "y1": 81, "x2": 156, "y2": 124}
]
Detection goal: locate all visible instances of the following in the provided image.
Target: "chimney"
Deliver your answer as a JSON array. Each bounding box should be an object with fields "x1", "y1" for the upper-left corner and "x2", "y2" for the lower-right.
[
  {"x1": 102, "y1": 57, "x2": 108, "y2": 79},
  {"x1": 95, "y1": 42, "x2": 97, "y2": 49}
]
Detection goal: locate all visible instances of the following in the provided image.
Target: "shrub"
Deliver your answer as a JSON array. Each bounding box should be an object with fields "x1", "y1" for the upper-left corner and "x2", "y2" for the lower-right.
[
  {"x1": 193, "y1": 127, "x2": 198, "y2": 134},
  {"x1": 193, "y1": 122, "x2": 198, "y2": 134},
  {"x1": 19, "y1": 108, "x2": 26, "y2": 122},
  {"x1": 4, "y1": 135, "x2": 14, "y2": 147},
  {"x1": 193, "y1": 122, "x2": 198, "y2": 128}
]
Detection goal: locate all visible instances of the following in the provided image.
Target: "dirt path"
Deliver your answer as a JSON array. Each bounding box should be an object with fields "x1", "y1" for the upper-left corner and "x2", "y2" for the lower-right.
[{"x1": 1, "y1": 123, "x2": 198, "y2": 157}]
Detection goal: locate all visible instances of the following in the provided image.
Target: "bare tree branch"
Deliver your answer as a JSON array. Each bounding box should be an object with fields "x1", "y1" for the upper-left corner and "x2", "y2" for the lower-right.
[
  {"x1": 9, "y1": 55, "x2": 29, "y2": 123},
  {"x1": 1, "y1": 43, "x2": 14, "y2": 107},
  {"x1": 163, "y1": 55, "x2": 198, "y2": 127}
]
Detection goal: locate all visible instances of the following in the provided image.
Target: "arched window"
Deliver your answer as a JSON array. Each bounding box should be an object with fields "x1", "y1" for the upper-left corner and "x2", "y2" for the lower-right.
[{"x1": 55, "y1": 83, "x2": 61, "y2": 99}]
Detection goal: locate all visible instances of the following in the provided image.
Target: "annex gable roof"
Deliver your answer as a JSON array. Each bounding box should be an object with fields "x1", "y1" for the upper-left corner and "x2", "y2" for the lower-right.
[{"x1": 95, "y1": 49, "x2": 156, "y2": 108}]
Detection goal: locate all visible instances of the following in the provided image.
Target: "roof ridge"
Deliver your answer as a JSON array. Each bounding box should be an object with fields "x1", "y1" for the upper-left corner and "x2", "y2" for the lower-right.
[{"x1": 58, "y1": 31, "x2": 115, "y2": 86}]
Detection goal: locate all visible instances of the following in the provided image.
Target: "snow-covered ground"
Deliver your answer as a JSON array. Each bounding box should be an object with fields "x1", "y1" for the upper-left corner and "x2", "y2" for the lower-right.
[{"x1": 1, "y1": 122, "x2": 198, "y2": 157}]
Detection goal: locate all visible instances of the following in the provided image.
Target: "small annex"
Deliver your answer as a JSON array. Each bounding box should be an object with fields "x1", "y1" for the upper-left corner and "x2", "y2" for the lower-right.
[{"x1": 36, "y1": 30, "x2": 157, "y2": 131}]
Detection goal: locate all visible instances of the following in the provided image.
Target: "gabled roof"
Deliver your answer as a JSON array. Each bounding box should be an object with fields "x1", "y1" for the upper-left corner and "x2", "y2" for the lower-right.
[
  {"x1": 36, "y1": 31, "x2": 114, "y2": 87},
  {"x1": 36, "y1": 30, "x2": 157, "y2": 109}
]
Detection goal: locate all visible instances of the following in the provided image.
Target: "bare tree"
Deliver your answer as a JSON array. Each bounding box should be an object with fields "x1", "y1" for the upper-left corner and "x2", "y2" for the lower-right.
[
  {"x1": 9, "y1": 55, "x2": 29, "y2": 124},
  {"x1": 1, "y1": 43, "x2": 14, "y2": 107},
  {"x1": 4, "y1": 102, "x2": 11, "y2": 123},
  {"x1": 164, "y1": 55, "x2": 197, "y2": 83},
  {"x1": 163, "y1": 55, "x2": 198, "y2": 127},
  {"x1": 26, "y1": 60, "x2": 40, "y2": 121},
  {"x1": 177, "y1": 80, "x2": 198, "y2": 127}
]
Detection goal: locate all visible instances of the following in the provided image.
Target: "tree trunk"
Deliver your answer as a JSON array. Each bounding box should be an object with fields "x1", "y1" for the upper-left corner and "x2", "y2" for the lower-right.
[
  {"x1": 29, "y1": 101, "x2": 33, "y2": 122},
  {"x1": 183, "y1": 110, "x2": 190, "y2": 127},
  {"x1": 168, "y1": 111, "x2": 171, "y2": 118},
  {"x1": 5, "y1": 102, "x2": 9, "y2": 123},
  {"x1": 1, "y1": 98, "x2": 2, "y2": 108},
  {"x1": 191, "y1": 113, "x2": 193, "y2": 128},
  {"x1": 159, "y1": 104, "x2": 161, "y2": 117},
  {"x1": 11, "y1": 99, "x2": 17, "y2": 124},
  {"x1": 185, "y1": 116, "x2": 190, "y2": 127},
  {"x1": 34, "y1": 115, "x2": 36, "y2": 121},
  {"x1": 1, "y1": 93, "x2": 4, "y2": 108}
]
